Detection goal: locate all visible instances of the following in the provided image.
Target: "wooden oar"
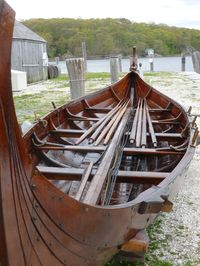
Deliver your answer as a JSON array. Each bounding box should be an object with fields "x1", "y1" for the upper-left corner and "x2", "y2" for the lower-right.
[
  {"x1": 94, "y1": 100, "x2": 129, "y2": 146},
  {"x1": 75, "y1": 99, "x2": 124, "y2": 145},
  {"x1": 83, "y1": 108, "x2": 131, "y2": 205},
  {"x1": 145, "y1": 99, "x2": 157, "y2": 147},
  {"x1": 103, "y1": 100, "x2": 130, "y2": 145},
  {"x1": 141, "y1": 100, "x2": 147, "y2": 147},
  {"x1": 75, "y1": 161, "x2": 94, "y2": 201},
  {"x1": 135, "y1": 99, "x2": 143, "y2": 147},
  {"x1": 88, "y1": 100, "x2": 125, "y2": 144},
  {"x1": 130, "y1": 98, "x2": 141, "y2": 144}
]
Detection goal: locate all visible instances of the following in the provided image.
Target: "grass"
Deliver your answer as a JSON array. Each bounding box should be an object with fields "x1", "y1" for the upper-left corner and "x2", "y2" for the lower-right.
[
  {"x1": 143, "y1": 72, "x2": 175, "y2": 77},
  {"x1": 13, "y1": 72, "x2": 122, "y2": 124}
]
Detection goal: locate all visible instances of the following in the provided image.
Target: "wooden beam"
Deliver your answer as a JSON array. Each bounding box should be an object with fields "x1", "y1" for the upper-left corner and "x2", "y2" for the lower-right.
[
  {"x1": 83, "y1": 108, "x2": 131, "y2": 205},
  {"x1": 68, "y1": 117, "x2": 99, "y2": 122},
  {"x1": 123, "y1": 147, "x2": 184, "y2": 156},
  {"x1": 141, "y1": 101, "x2": 147, "y2": 147},
  {"x1": 130, "y1": 99, "x2": 140, "y2": 143},
  {"x1": 135, "y1": 99, "x2": 143, "y2": 147},
  {"x1": 37, "y1": 166, "x2": 168, "y2": 184},
  {"x1": 37, "y1": 145, "x2": 105, "y2": 152},
  {"x1": 152, "y1": 120, "x2": 179, "y2": 125},
  {"x1": 50, "y1": 129, "x2": 85, "y2": 138},
  {"x1": 145, "y1": 101, "x2": 157, "y2": 147},
  {"x1": 75, "y1": 161, "x2": 94, "y2": 201},
  {"x1": 84, "y1": 107, "x2": 112, "y2": 113},
  {"x1": 136, "y1": 108, "x2": 171, "y2": 112},
  {"x1": 37, "y1": 145, "x2": 184, "y2": 156},
  {"x1": 153, "y1": 132, "x2": 183, "y2": 138},
  {"x1": 121, "y1": 230, "x2": 149, "y2": 253},
  {"x1": 128, "y1": 132, "x2": 183, "y2": 139},
  {"x1": 76, "y1": 100, "x2": 124, "y2": 145},
  {"x1": 49, "y1": 126, "x2": 182, "y2": 140}
]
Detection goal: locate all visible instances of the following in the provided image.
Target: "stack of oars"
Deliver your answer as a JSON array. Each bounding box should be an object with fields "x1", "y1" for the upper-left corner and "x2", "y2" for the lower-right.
[
  {"x1": 76, "y1": 98, "x2": 130, "y2": 146},
  {"x1": 129, "y1": 98, "x2": 157, "y2": 148}
]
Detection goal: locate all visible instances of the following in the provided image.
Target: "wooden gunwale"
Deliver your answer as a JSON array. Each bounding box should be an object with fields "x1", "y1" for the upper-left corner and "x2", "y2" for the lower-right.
[{"x1": 1, "y1": 1, "x2": 197, "y2": 265}]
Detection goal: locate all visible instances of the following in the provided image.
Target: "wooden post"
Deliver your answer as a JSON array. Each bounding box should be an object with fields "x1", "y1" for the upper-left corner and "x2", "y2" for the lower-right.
[
  {"x1": 55, "y1": 57, "x2": 59, "y2": 65},
  {"x1": 66, "y1": 58, "x2": 85, "y2": 100},
  {"x1": 81, "y1": 42, "x2": 87, "y2": 72},
  {"x1": 110, "y1": 56, "x2": 119, "y2": 83},
  {"x1": 181, "y1": 54, "x2": 186, "y2": 72},
  {"x1": 130, "y1": 46, "x2": 137, "y2": 71},
  {"x1": 149, "y1": 58, "x2": 154, "y2": 72},
  {"x1": 191, "y1": 51, "x2": 200, "y2": 74},
  {"x1": 118, "y1": 54, "x2": 122, "y2": 72}
]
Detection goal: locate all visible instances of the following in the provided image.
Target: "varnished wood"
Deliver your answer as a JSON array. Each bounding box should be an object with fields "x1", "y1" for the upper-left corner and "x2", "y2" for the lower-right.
[
  {"x1": 37, "y1": 145, "x2": 184, "y2": 156},
  {"x1": 75, "y1": 161, "x2": 94, "y2": 201},
  {"x1": 84, "y1": 107, "x2": 112, "y2": 113},
  {"x1": 83, "y1": 109, "x2": 131, "y2": 205},
  {"x1": 37, "y1": 166, "x2": 168, "y2": 184},
  {"x1": 0, "y1": 3, "x2": 197, "y2": 265},
  {"x1": 50, "y1": 129, "x2": 85, "y2": 137},
  {"x1": 130, "y1": 98, "x2": 141, "y2": 143},
  {"x1": 145, "y1": 100, "x2": 157, "y2": 147}
]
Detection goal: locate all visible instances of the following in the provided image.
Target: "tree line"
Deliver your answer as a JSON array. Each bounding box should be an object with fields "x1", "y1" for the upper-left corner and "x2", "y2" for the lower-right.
[{"x1": 23, "y1": 18, "x2": 200, "y2": 58}]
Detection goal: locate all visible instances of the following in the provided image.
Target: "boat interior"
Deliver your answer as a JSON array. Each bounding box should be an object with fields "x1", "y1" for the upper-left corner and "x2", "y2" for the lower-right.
[{"x1": 23, "y1": 71, "x2": 197, "y2": 207}]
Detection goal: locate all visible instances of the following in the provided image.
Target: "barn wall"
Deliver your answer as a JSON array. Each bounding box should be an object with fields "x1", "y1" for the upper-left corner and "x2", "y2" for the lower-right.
[{"x1": 11, "y1": 39, "x2": 48, "y2": 83}]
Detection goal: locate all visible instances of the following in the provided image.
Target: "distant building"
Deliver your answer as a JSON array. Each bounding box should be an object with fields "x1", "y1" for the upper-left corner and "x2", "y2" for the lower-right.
[{"x1": 12, "y1": 21, "x2": 48, "y2": 83}]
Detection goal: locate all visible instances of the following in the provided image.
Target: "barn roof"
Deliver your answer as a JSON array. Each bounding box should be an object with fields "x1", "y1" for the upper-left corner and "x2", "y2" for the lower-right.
[{"x1": 13, "y1": 20, "x2": 46, "y2": 43}]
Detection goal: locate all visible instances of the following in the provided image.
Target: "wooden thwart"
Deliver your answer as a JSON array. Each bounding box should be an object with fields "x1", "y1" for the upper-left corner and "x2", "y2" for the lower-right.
[
  {"x1": 50, "y1": 129, "x2": 84, "y2": 138},
  {"x1": 84, "y1": 107, "x2": 112, "y2": 113},
  {"x1": 37, "y1": 145, "x2": 184, "y2": 155},
  {"x1": 37, "y1": 166, "x2": 168, "y2": 184}
]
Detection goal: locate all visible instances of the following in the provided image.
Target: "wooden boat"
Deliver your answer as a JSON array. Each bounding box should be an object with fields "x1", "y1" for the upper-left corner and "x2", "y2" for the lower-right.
[{"x1": 0, "y1": 1, "x2": 199, "y2": 265}]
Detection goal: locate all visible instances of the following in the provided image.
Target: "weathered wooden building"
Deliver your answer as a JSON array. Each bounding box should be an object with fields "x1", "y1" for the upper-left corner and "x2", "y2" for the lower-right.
[{"x1": 12, "y1": 21, "x2": 48, "y2": 83}]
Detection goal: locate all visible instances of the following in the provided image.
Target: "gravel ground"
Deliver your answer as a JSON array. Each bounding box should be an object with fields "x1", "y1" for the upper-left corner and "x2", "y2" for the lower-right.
[{"x1": 144, "y1": 72, "x2": 200, "y2": 266}]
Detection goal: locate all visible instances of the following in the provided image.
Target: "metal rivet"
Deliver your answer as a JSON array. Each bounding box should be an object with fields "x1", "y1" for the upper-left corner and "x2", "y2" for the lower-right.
[
  {"x1": 32, "y1": 217, "x2": 37, "y2": 222},
  {"x1": 31, "y1": 184, "x2": 36, "y2": 190},
  {"x1": 35, "y1": 203, "x2": 39, "y2": 208}
]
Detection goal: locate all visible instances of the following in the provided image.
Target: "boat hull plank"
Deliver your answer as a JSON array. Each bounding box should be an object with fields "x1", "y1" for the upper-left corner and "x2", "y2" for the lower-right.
[{"x1": 0, "y1": 1, "x2": 198, "y2": 264}]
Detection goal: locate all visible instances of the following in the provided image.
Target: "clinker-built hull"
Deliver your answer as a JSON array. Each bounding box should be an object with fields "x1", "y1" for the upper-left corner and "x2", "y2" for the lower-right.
[{"x1": 0, "y1": 1, "x2": 198, "y2": 265}]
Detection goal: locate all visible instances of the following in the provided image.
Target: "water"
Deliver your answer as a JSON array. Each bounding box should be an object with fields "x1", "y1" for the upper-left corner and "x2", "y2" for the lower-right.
[{"x1": 55, "y1": 56, "x2": 194, "y2": 73}]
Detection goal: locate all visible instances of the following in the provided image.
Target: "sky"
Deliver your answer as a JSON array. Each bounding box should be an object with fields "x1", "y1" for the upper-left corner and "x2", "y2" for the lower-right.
[{"x1": 6, "y1": 0, "x2": 200, "y2": 30}]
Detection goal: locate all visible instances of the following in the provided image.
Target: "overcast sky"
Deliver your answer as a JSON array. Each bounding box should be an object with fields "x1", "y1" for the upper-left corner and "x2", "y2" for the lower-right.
[{"x1": 7, "y1": 0, "x2": 200, "y2": 30}]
